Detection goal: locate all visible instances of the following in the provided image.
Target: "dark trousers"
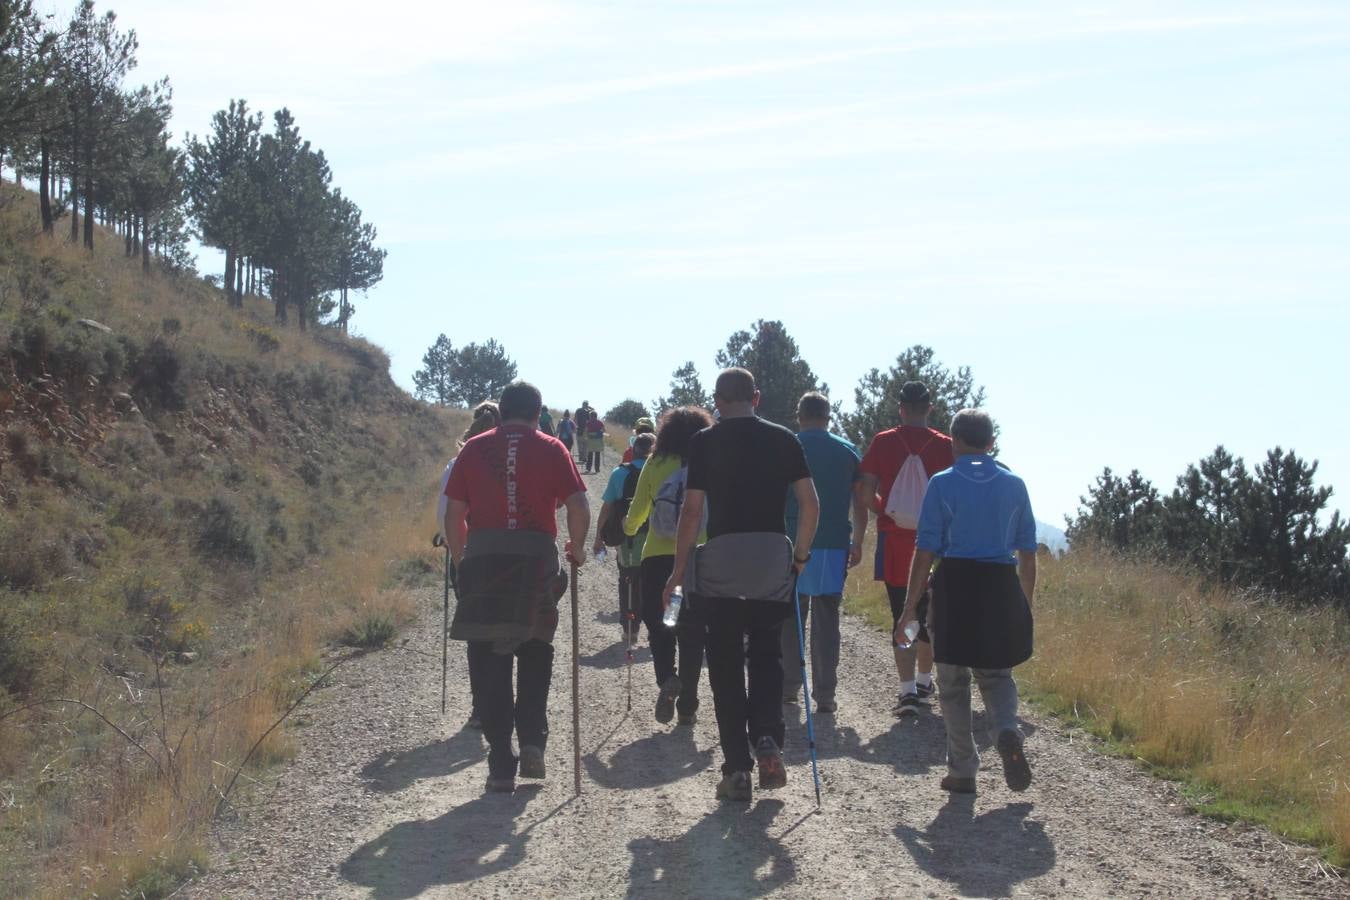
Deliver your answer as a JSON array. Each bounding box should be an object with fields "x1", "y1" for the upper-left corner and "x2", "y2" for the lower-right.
[
  {"x1": 703, "y1": 597, "x2": 790, "y2": 774},
  {"x1": 640, "y1": 555, "x2": 705, "y2": 715},
  {"x1": 618, "y1": 565, "x2": 641, "y2": 638},
  {"x1": 467, "y1": 639, "x2": 554, "y2": 778},
  {"x1": 585, "y1": 449, "x2": 602, "y2": 471}
]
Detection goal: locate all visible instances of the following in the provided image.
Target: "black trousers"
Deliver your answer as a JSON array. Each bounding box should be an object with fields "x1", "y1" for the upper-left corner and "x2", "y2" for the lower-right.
[
  {"x1": 618, "y1": 565, "x2": 641, "y2": 637},
  {"x1": 639, "y1": 555, "x2": 705, "y2": 715},
  {"x1": 467, "y1": 639, "x2": 554, "y2": 778},
  {"x1": 585, "y1": 449, "x2": 602, "y2": 471},
  {"x1": 703, "y1": 596, "x2": 790, "y2": 774}
]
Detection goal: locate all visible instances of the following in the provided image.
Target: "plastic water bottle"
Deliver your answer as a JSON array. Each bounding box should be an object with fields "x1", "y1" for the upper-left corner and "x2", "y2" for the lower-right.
[
  {"x1": 594, "y1": 547, "x2": 608, "y2": 564},
  {"x1": 895, "y1": 620, "x2": 920, "y2": 650},
  {"x1": 663, "y1": 588, "x2": 683, "y2": 628}
]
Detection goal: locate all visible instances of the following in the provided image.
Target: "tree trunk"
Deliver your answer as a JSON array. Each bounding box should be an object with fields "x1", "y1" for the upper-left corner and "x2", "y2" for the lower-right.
[
  {"x1": 273, "y1": 268, "x2": 288, "y2": 322},
  {"x1": 141, "y1": 214, "x2": 151, "y2": 273},
  {"x1": 39, "y1": 140, "x2": 53, "y2": 235},
  {"x1": 223, "y1": 247, "x2": 237, "y2": 306},
  {"x1": 235, "y1": 254, "x2": 244, "y2": 300},
  {"x1": 82, "y1": 172, "x2": 94, "y2": 250}
]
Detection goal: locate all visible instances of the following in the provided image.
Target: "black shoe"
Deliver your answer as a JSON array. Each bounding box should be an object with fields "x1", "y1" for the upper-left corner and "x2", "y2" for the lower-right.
[
  {"x1": 940, "y1": 774, "x2": 976, "y2": 794},
  {"x1": 895, "y1": 692, "x2": 922, "y2": 718},
  {"x1": 519, "y1": 745, "x2": 546, "y2": 779},
  {"x1": 916, "y1": 680, "x2": 936, "y2": 706},
  {"x1": 467, "y1": 713, "x2": 482, "y2": 730},
  {"x1": 716, "y1": 771, "x2": 752, "y2": 802},
  {"x1": 676, "y1": 712, "x2": 697, "y2": 726},
  {"x1": 996, "y1": 729, "x2": 1032, "y2": 792},
  {"x1": 485, "y1": 774, "x2": 515, "y2": 794},
  {"x1": 655, "y1": 675, "x2": 680, "y2": 724},
  {"x1": 815, "y1": 698, "x2": 838, "y2": 714},
  {"x1": 755, "y1": 736, "x2": 787, "y2": 790}
]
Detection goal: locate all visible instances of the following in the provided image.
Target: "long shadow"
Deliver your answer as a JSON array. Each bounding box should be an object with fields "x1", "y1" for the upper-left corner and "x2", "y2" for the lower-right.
[
  {"x1": 780, "y1": 708, "x2": 945, "y2": 776},
  {"x1": 340, "y1": 790, "x2": 568, "y2": 899},
  {"x1": 584, "y1": 726, "x2": 713, "y2": 790},
  {"x1": 626, "y1": 799, "x2": 796, "y2": 899},
  {"x1": 359, "y1": 725, "x2": 484, "y2": 794},
  {"x1": 579, "y1": 639, "x2": 651, "y2": 670},
  {"x1": 896, "y1": 797, "x2": 1055, "y2": 896}
]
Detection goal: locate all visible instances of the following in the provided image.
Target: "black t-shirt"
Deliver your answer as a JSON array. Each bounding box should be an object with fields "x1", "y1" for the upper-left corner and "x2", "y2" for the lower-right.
[{"x1": 686, "y1": 416, "x2": 812, "y2": 538}]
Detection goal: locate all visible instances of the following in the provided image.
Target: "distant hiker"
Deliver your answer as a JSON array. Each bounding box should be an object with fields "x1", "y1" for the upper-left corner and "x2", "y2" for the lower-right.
[
  {"x1": 622, "y1": 417, "x2": 657, "y2": 464},
  {"x1": 781, "y1": 392, "x2": 865, "y2": 715},
  {"x1": 896, "y1": 408, "x2": 1037, "y2": 794},
  {"x1": 855, "y1": 381, "x2": 954, "y2": 717},
  {"x1": 583, "y1": 414, "x2": 607, "y2": 474},
  {"x1": 593, "y1": 432, "x2": 656, "y2": 643},
  {"x1": 436, "y1": 401, "x2": 502, "y2": 730},
  {"x1": 574, "y1": 403, "x2": 593, "y2": 460},
  {"x1": 557, "y1": 410, "x2": 576, "y2": 453},
  {"x1": 623, "y1": 406, "x2": 714, "y2": 728},
  {"x1": 666, "y1": 368, "x2": 819, "y2": 802},
  {"x1": 539, "y1": 407, "x2": 555, "y2": 437},
  {"x1": 443, "y1": 381, "x2": 590, "y2": 794}
]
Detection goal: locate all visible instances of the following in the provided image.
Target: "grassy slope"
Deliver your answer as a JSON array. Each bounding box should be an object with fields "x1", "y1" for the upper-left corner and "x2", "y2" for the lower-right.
[
  {"x1": 844, "y1": 536, "x2": 1350, "y2": 868},
  {"x1": 0, "y1": 183, "x2": 463, "y2": 897}
]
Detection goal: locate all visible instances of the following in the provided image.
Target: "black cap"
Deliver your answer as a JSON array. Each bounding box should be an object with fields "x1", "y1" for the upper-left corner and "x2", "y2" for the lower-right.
[{"x1": 898, "y1": 381, "x2": 930, "y2": 405}]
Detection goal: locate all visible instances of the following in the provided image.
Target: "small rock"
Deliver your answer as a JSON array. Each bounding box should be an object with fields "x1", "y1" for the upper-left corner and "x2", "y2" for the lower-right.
[{"x1": 76, "y1": 318, "x2": 113, "y2": 334}]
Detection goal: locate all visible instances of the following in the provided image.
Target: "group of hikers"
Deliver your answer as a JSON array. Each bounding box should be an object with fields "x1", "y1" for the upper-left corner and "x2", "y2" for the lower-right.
[{"x1": 439, "y1": 369, "x2": 1038, "y2": 801}]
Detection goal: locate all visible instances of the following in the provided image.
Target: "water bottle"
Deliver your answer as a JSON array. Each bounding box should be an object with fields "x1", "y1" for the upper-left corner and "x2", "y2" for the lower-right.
[
  {"x1": 895, "y1": 620, "x2": 920, "y2": 650},
  {"x1": 663, "y1": 587, "x2": 683, "y2": 628},
  {"x1": 594, "y1": 547, "x2": 608, "y2": 564}
]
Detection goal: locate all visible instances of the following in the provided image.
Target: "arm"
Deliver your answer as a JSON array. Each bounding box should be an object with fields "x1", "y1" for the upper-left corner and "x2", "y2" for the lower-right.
[
  {"x1": 1017, "y1": 550, "x2": 1037, "y2": 608},
  {"x1": 662, "y1": 488, "x2": 706, "y2": 609},
  {"x1": 790, "y1": 476, "x2": 820, "y2": 572},
  {"x1": 592, "y1": 502, "x2": 613, "y2": 555},
  {"x1": 897, "y1": 548, "x2": 937, "y2": 642},
  {"x1": 849, "y1": 476, "x2": 869, "y2": 567},
  {"x1": 445, "y1": 498, "x2": 470, "y2": 568},
  {"x1": 563, "y1": 490, "x2": 590, "y2": 567}
]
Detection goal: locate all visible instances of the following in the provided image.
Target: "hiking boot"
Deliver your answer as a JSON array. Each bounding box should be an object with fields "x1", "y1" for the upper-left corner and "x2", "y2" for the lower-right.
[
  {"x1": 916, "y1": 681, "x2": 936, "y2": 706},
  {"x1": 676, "y1": 712, "x2": 697, "y2": 726},
  {"x1": 716, "y1": 771, "x2": 752, "y2": 802},
  {"x1": 940, "y1": 774, "x2": 976, "y2": 794},
  {"x1": 996, "y1": 729, "x2": 1032, "y2": 792},
  {"x1": 519, "y1": 745, "x2": 546, "y2": 780},
  {"x1": 655, "y1": 675, "x2": 681, "y2": 724},
  {"x1": 755, "y1": 736, "x2": 787, "y2": 790},
  {"x1": 895, "y1": 692, "x2": 923, "y2": 718},
  {"x1": 815, "y1": 698, "x2": 838, "y2": 714},
  {"x1": 485, "y1": 774, "x2": 515, "y2": 794},
  {"x1": 467, "y1": 713, "x2": 482, "y2": 730}
]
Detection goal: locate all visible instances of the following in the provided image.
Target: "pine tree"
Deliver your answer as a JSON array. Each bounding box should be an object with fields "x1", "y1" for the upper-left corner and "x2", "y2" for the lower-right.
[
  {"x1": 412, "y1": 334, "x2": 456, "y2": 406},
  {"x1": 187, "y1": 99, "x2": 261, "y2": 306},
  {"x1": 1065, "y1": 468, "x2": 1161, "y2": 550},
  {"x1": 653, "y1": 361, "x2": 710, "y2": 414},
  {"x1": 451, "y1": 340, "x2": 517, "y2": 406},
  {"x1": 840, "y1": 345, "x2": 989, "y2": 448},
  {"x1": 714, "y1": 319, "x2": 824, "y2": 427}
]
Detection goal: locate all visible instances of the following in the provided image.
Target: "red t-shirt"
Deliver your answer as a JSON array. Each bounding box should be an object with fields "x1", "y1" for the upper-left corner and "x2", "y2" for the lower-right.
[
  {"x1": 860, "y1": 425, "x2": 954, "y2": 584},
  {"x1": 445, "y1": 425, "x2": 586, "y2": 537}
]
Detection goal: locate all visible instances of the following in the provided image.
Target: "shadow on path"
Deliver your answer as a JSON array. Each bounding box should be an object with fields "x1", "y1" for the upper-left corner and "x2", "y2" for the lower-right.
[
  {"x1": 896, "y1": 797, "x2": 1055, "y2": 897},
  {"x1": 340, "y1": 789, "x2": 568, "y2": 899},
  {"x1": 584, "y1": 726, "x2": 713, "y2": 790},
  {"x1": 359, "y1": 725, "x2": 484, "y2": 794},
  {"x1": 580, "y1": 639, "x2": 651, "y2": 671},
  {"x1": 626, "y1": 799, "x2": 796, "y2": 899}
]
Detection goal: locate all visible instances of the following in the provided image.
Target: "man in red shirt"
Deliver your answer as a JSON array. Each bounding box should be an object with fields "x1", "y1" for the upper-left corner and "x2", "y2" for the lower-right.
[
  {"x1": 854, "y1": 381, "x2": 954, "y2": 718},
  {"x1": 444, "y1": 381, "x2": 590, "y2": 793}
]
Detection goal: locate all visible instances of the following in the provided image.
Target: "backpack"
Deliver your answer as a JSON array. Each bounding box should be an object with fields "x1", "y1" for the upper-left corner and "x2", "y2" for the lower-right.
[
  {"x1": 557, "y1": 419, "x2": 575, "y2": 440},
  {"x1": 651, "y1": 464, "x2": 704, "y2": 539},
  {"x1": 883, "y1": 431, "x2": 935, "y2": 529},
  {"x1": 600, "y1": 463, "x2": 644, "y2": 547}
]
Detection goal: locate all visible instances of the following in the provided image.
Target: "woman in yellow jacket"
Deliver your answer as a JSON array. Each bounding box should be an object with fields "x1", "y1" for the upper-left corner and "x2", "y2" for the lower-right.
[{"x1": 624, "y1": 406, "x2": 713, "y2": 727}]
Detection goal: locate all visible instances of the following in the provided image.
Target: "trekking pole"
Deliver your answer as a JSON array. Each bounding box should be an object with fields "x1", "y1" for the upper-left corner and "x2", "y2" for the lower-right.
[
  {"x1": 571, "y1": 561, "x2": 582, "y2": 796},
  {"x1": 793, "y1": 583, "x2": 823, "y2": 807},
  {"x1": 433, "y1": 534, "x2": 450, "y2": 716},
  {"x1": 625, "y1": 609, "x2": 635, "y2": 713}
]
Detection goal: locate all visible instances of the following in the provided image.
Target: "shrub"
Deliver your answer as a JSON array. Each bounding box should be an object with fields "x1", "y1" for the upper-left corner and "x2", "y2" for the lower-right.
[
  {"x1": 297, "y1": 459, "x2": 322, "y2": 488},
  {"x1": 196, "y1": 495, "x2": 260, "y2": 565},
  {"x1": 130, "y1": 337, "x2": 184, "y2": 411},
  {"x1": 0, "y1": 610, "x2": 41, "y2": 695},
  {"x1": 339, "y1": 613, "x2": 397, "y2": 648}
]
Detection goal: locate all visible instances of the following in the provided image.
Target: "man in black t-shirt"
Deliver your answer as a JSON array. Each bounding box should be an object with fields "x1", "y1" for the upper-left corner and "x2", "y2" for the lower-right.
[{"x1": 665, "y1": 368, "x2": 819, "y2": 802}]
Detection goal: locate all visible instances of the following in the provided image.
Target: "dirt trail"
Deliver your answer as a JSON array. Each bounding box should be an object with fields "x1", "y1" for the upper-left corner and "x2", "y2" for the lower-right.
[{"x1": 189, "y1": 467, "x2": 1344, "y2": 899}]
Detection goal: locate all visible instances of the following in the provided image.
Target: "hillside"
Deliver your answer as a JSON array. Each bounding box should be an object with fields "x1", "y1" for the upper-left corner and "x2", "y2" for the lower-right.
[{"x1": 0, "y1": 182, "x2": 459, "y2": 897}]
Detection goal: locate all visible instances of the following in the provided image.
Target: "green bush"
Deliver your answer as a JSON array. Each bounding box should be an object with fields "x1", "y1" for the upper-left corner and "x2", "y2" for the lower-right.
[
  {"x1": 196, "y1": 495, "x2": 260, "y2": 565},
  {"x1": 339, "y1": 614, "x2": 397, "y2": 648},
  {"x1": 0, "y1": 609, "x2": 41, "y2": 695}
]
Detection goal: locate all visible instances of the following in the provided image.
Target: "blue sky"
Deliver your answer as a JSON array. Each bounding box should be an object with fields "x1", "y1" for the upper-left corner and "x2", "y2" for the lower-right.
[{"x1": 53, "y1": 1, "x2": 1350, "y2": 523}]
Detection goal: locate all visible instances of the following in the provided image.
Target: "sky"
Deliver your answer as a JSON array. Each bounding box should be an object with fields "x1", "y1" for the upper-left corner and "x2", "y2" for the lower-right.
[{"x1": 37, "y1": 0, "x2": 1350, "y2": 525}]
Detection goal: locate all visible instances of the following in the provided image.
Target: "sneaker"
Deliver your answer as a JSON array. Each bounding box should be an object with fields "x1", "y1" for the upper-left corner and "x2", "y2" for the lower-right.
[
  {"x1": 655, "y1": 675, "x2": 681, "y2": 724},
  {"x1": 940, "y1": 774, "x2": 976, "y2": 794},
  {"x1": 485, "y1": 774, "x2": 515, "y2": 794},
  {"x1": 519, "y1": 745, "x2": 546, "y2": 779},
  {"x1": 755, "y1": 736, "x2": 787, "y2": 790},
  {"x1": 815, "y1": 698, "x2": 838, "y2": 714},
  {"x1": 895, "y1": 692, "x2": 923, "y2": 718},
  {"x1": 676, "y1": 712, "x2": 697, "y2": 726},
  {"x1": 916, "y1": 680, "x2": 936, "y2": 706},
  {"x1": 716, "y1": 771, "x2": 752, "y2": 802},
  {"x1": 996, "y1": 729, "x2": 1032, "y2": 792}
]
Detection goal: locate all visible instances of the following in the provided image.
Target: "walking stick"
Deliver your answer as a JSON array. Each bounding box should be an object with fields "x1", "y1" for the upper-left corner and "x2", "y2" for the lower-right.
[
  {"x1": 433, "y1": 534, "x2": 450, "y2": 716},
  {"x1": 571, "y1": 561, "x2": 582, "y2": 796},
  {"x1": 793, "y1": 584, "x2": 823, "y2": 807},
  {"x1": 625, "y1": 609, "x2": 635, "y2": 713}
]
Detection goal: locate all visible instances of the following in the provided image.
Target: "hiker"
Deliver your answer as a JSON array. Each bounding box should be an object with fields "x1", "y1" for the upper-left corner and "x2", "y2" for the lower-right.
[
  {"x1": 781, "y1": 391, "x2": 865, "y2": 715},
  {"x1": 557, "y1": 410, "x2": 576, "y2": 453},
  {"x1": 443, "y1": 381, "x2": 590, "y2": 794},
  {"x1": 574, "y1": 402, "x2": 593, "y2": 463},
  {"x1": 436, "y1": 401, "x2": 502, "y2": 730},
  {"x1": 855, "y1": 381, "x2": 954, "y2": 717},
  {"x1": 665, "y1": 369, "x2": 819, "y2": 801},
  {"x1": 593, "y1": 432, "x2": 656, "y2": 643},
  {"x1": 894, "y1": 408, "x2": 1037, "y2": 794},
  {"x1": 623, "y1": 406, "x2": 714, "y2": 727},
  {"x1": 583, "y1": 413, "x2": 607, "y2": 474},
  {"x1": 622, "y1": 417, "x2": 657, "y2": 464},
  {"x1": 539, "y1": 407, "x2": 555, "y2": 437}
]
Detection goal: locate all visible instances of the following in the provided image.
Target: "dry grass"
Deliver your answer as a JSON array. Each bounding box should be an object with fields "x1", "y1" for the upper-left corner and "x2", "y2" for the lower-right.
[{"x1": 843, "y1": 537, "x2": 1350, "y2": 867}]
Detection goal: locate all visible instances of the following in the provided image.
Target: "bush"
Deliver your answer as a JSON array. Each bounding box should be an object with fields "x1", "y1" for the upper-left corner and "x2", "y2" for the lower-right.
[
  {"x1": 604, "y1": 399, "x2": 651, "y2": 428},
  {"x1": 298, "y1": 459, "x2": 322, "y2": 488},
  {"x1": 130, "y1": 337, "x2": 185, "y2": 412},
  {"x1": 339, "y1": 613, "x2": 397, "y2": 648},
  {"x1": 196, "y1": 495, "x2": 260, "y2": 565},
  {"x1": 0, "y1": 610, "x2": 41, "y2": 695}
]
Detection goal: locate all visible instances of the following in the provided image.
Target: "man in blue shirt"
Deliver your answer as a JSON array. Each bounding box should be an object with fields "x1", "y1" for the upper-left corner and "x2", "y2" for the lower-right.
[
  {"x1": 782, "y1": 391, "x2": 866, "y2": 713},
  {"x1": 896, "y1": 408, "x2": 1038, "y2": 795}
]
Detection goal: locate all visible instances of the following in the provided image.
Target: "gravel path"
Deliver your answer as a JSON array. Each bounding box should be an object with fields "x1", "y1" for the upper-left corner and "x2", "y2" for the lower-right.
[{"x1": 188, "y1": 468, "x2": 1345, "y2": 899}]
